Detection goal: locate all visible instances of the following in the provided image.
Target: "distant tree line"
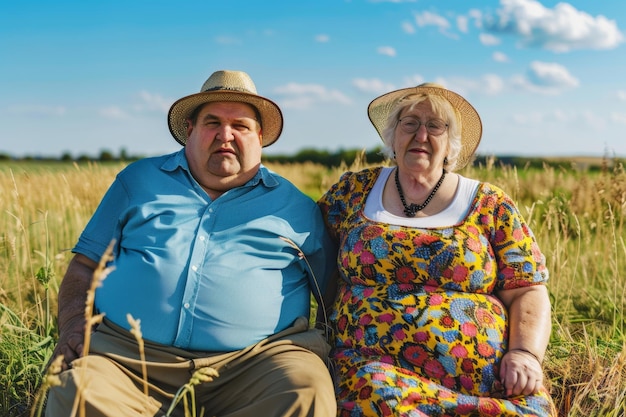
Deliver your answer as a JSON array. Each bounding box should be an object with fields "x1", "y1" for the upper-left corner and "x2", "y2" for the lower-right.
[
  {"x1": 0, "y1": 147, "x2": 389, "y2": 167},
  {"x1": 0, "y1": 147, "x2": 619, "y2": 171},
  {"x1": 0, "y1": 148, "x2": 143, "y2": 163},
  {"x1": 263, "y1": 147, "x2": 387, "y2": 167}
]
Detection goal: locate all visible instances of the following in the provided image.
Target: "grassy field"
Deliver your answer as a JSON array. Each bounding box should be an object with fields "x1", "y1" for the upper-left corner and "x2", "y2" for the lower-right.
[{"x1": 1, "y1": 156, "x2": 625, "y2": 416}]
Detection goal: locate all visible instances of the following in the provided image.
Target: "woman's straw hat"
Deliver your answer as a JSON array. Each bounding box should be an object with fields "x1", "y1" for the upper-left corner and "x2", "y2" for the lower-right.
[
  {"x1": 368, "y1": 83, "x2": 482, "y2": 169},
  {"x1": 168, "y1": 70, "x2": 283, "y2": 147}
]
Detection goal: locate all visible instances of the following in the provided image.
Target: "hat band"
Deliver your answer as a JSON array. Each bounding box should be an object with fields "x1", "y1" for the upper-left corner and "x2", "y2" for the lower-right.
[{"x1": 203, "y1": 86, "x2": 255, "y2": 94}]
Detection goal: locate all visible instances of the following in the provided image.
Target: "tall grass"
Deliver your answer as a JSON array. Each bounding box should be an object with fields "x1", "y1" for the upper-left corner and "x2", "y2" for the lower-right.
[
  {"x1": 1, "y1": 157, "x2": 625, "y2": 416},
  {"x1": 0, "y1": 161, "x2": 124, "y2": 416}
]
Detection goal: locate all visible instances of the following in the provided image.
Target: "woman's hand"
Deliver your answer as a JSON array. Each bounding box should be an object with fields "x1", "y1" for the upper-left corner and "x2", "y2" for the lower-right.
[
  {"x1": 500, "y1": 348, "x2": 545, "y2": 397},
  {"x1": 497, "y1": 285, "x2": 551, "y2": 397}
]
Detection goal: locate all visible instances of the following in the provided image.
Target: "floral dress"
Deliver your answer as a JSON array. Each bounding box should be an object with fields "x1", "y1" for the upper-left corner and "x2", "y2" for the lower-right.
[{"x1": 318, "y1": 167, "x2": 556, "y2": 417}]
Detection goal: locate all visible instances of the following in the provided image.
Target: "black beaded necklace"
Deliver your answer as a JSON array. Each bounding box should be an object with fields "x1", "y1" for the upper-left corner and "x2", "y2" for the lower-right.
[{"x1": 394, "y1": 168, "x2": 447, "y2": 217}]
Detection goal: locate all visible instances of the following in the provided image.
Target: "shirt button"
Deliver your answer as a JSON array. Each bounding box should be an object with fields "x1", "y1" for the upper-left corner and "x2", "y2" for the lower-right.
[
  {"x1": 184, "y1": 303, "x2": 190, "y2": 309},
  {"x1": 199, "y1": 236, "x2": 206, "y2": 241},
  {"x1": 191, "y1": 265, "x2": 198, "y2": 272}
]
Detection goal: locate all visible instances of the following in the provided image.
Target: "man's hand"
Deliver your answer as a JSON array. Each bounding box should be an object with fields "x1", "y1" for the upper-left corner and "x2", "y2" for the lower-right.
[
  {"x1": 51, "y1": 316, "x2": 86, "y2": 371},
  {"x1": 51, "y1": 253, "x2": 98, "y2": 371}
]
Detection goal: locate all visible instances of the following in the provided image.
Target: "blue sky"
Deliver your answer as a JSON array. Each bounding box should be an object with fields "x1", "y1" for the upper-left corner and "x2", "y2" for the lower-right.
[{"x1": 1, "y1": 0, "x2": 625, "y2": 159}]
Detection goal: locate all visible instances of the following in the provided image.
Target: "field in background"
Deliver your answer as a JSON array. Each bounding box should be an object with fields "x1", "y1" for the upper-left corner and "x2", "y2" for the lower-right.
[{"x1": 1, "y1": 156, "x2": 625, "y2": 416}]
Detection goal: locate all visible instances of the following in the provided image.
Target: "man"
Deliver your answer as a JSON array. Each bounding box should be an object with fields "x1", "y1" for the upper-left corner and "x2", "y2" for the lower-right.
[{"x1": 45, "y1": 70, "x2": 337, "y2": 417}]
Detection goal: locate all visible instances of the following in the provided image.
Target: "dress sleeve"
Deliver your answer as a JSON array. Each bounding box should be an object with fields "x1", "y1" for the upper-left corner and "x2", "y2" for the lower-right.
[
  {"x1": 317, "y1": 171, "x2": 354, "y2": 242},
  {"x1": 486, "y1": 185, "x2": 549, "y2": 291}
]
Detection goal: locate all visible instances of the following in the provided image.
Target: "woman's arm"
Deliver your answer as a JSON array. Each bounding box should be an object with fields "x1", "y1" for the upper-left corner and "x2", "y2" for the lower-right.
[{"x1": 497, "y1": 284, "x2": 552, "y2": 397}]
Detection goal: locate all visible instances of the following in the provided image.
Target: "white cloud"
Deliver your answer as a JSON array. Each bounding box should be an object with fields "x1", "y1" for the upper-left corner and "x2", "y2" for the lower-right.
[
  {"x1": 480, "y1": 33, "x2": 501, "y2": 46},
  {"x1": 551, "y1": 109, "x2": 570, "y2": 123},
  {"x1": 134, "y1": 91, "x2": 172, "y2": 113},
  {"x1": 273, "y1": 83, "x2": 351, "y2": 109},
  {"x1": 377, "y1": 46, "x2": 396, "y2": 57},
  {"x1": 315, "y1": 34, "x2": 330, "y2": 43},
  {"x1": 469, "y1": 9, "x2": 483, "y2": 29},
  {"x1": 512, "y1": 111, "x2": 544, "y2": 124},
  {"x1": 401, "y1": 74, "x2": 425, "y2": 88},
  {"x1": 611, "y1": 112, "x2": 626, "y2": 124},
  {"x1": 100, "y1": 91, "x2": 171, "y2": 120},
  {"x1": 493, "y1": 51, "x2": 509, "y2": 62},
  {"x1": 581, "y1": 110, "x2": 606, "y2": 130},
  {"x1": 528, "y1": 61, "x2": 579, "y2": 88},
  {"x1": 214, "y1": 35, "x2": 241, "y2": 45},
  {"x1": 483, "y1": 0, "x2": 624, "y2": 52},
  {"x1": 512, "y1": 61, "x2": 579, "y2": 94},
  {"x1": 7, "y1": 105, "x2": 66, "y2": 117},
  {"x1": 482, "y1": 74, "x2": 506, "y2": 94},
  {"x1": 617, "y1": 90, "x2": 626, "y2": 101},
  {"x1": 511, "y1": 108, "x2": 581, "y2": 125},
  {"x1": 99, "y1": 106, "x2": 129, "y2": 120},
  {"x1": 414, "y1": 11, "x2": 451, "y2": 32},
  {"x1": 352, "y1": 78, "x2": 396, "y2": 94},
  {"x1": 508, "y1": 109, "x2": 615, "y2": 139},
  {"x1": 402, "y1": 21, "x2": 415, "y2": 34},
  {"x1": 457, "y1": 16, "x2": 469, "y2": 33},
  {"x1": 437, "y1": 74, "x2": 505, "y2": 96},
  {"x1": 468, "y1": 9, "x2": 483, "y2": 19}
]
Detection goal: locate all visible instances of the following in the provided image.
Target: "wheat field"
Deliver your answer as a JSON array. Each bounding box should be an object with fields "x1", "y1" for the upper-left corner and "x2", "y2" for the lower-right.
[{"x1": 1, "y1": 156, "x2": 625, "y2": 416}]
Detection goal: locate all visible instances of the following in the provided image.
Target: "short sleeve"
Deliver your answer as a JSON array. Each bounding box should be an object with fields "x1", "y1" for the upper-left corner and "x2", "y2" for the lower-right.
[
  {"x1": 485, "y1": 186, "x2": 549, "y2": 290},
  {"x1": 317, "y1": 171, "x2": 352, "y2": 242},
  {"x1": 73, "y1": 176, "x2": 129, "y2": 263}
]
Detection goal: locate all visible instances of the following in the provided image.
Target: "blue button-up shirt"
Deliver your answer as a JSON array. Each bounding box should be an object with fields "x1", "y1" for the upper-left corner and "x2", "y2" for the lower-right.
[{"x1": 74, "y1": 150, "x2": 335, "y2": 351}]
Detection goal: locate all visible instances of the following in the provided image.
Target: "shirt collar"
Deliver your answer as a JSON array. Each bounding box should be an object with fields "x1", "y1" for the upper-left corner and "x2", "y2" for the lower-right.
[
  {"x1": 161, "y1": 148, "x2": 188, "y2": 172},
  {"x1": 160, "y1": 149, "x2": 279, "y2": 188}
]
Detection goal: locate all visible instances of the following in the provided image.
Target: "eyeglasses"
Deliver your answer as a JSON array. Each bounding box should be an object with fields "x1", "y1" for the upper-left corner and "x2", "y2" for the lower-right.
[{"x1": 396, "y1": 116, "x2": 448, "y2": 136}]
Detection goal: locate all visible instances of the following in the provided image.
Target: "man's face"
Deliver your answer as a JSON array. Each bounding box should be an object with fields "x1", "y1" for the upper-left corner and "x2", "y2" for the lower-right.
[{"x1": 184, "y1": 101, "x2": 263, "y2": 194}]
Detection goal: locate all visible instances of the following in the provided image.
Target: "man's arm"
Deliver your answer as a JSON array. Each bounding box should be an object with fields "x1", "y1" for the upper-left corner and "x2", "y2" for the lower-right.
[
  {"x1": 315, "y1": 270, "x2": 339, "y2": 330},
  {"x1": 51, "y1": 253, "x2": 98, "y2": 371}
]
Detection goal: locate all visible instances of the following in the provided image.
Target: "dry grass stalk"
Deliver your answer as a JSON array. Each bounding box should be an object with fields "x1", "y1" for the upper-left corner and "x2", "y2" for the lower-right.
[
  {"x1": 71, "y1": 240, "x2": 115, "y2": 417},
  {"x1": 27, "y1": 241, "x2": 115, "y2": 417},
  {"x1": 166, "y1": 367, "x2": 219, "y2": 417},
  {"x1": 29, "y1": 355, "x2": 64, "y2": 417},
  {"x1": 568, "y1": 342, "x2": 626, "y2": 415},
  {"x1": 127, "y1": 314, "x2": 149, "y2": 398}
]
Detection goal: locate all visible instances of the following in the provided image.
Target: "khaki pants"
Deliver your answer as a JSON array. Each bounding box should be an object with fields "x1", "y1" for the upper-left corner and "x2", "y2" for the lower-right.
[{"x1": 45, "y1": 317, "x2": 335, "y2": 417}]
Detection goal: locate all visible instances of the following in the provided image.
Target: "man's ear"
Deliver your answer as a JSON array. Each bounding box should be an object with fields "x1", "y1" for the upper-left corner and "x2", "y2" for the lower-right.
[{"x1": 185, "y1": 120, "x2": 193, "y2": 137}]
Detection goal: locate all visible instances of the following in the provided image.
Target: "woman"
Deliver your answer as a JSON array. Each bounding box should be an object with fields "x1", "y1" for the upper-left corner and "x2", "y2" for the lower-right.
[{"x1": 317, "y1": 83, "x2": 556, "y2": 416}]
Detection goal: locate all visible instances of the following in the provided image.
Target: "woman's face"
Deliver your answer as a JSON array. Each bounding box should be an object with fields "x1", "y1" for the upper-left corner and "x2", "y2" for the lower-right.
[{"x1": 393, "y1": 100, "x2": 449, "y2": 175}]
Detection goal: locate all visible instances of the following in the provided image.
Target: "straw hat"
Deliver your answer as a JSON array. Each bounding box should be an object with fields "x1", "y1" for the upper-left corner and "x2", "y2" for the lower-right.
[
  {"x1": 168, "y1": 70, "x2": 283, "y2": 147},
  {"x1": 367, "y1": 83, "x2": 482, "y2": 169}
]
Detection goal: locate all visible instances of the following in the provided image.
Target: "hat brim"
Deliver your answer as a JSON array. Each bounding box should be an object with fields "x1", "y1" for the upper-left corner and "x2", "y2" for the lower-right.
[
  {"x1": 168, "y1": 90, "x2": 283, "y2": 147},
  {"x1": 368, "y1": 86, "x2": 482, "y2": 170}
]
